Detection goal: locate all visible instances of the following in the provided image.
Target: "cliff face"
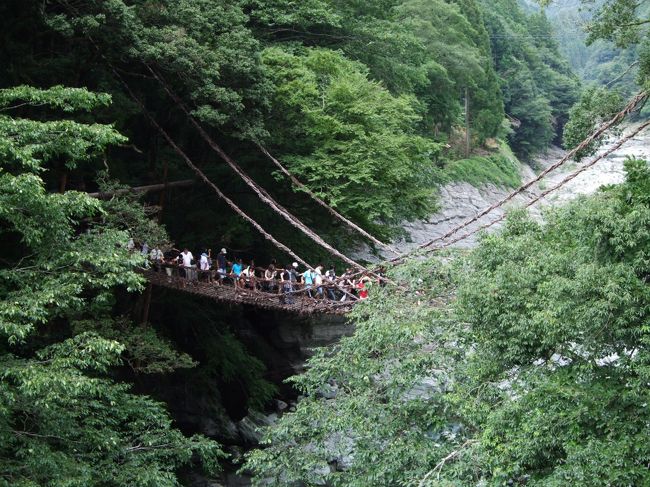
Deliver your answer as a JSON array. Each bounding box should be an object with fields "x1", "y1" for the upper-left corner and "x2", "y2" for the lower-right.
[
  {"x1": 142, "y1": 294, "x2": 354, "y2": 444},
  {"x1": 356, "y1": 127, "x2": 649, "y2": 260}
]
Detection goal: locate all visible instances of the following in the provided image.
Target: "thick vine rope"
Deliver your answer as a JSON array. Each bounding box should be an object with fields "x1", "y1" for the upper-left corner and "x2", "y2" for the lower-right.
[
  {"x1": 256, "y1": 143, "x2": 398, "y2": 254},
  {"x1": 144, "y1": 64, "x2": 369, "y2": 272},
  {"x1": 389, "y1": 90, "x2": 648, "y2": 264},
  {"x1": 111, "y1": 68, "x2": 312, "y2": 268},
  {"x1": 427, "y1": 119, "x2": 650, "y2": 251}
]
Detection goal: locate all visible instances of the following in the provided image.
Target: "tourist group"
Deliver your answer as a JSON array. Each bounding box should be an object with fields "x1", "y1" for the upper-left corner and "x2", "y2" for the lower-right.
[{"x1": 130, "y1": 240, "x2": 380, "y2": 303}]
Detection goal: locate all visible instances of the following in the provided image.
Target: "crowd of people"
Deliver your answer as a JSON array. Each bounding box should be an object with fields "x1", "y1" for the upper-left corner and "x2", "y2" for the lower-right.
[{"x1": 130, "y1": 239, "x2": 383, "y2": 303}]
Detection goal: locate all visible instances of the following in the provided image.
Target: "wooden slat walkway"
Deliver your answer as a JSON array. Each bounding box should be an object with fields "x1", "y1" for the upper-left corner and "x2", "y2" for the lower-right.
[{"x1": 142, "y1": 269, "x2": 355, "y2": 315}]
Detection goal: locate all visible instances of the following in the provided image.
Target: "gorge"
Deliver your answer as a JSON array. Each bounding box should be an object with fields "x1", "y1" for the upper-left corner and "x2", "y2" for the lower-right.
[{"x1": 2, "y1": 0, "x2": 650, "y2": 486}]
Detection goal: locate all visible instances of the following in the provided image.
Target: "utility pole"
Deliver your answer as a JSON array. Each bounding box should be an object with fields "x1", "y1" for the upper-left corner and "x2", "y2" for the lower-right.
[{"x1": 464, "y1": 87, "x2": 471, "y2": 158}]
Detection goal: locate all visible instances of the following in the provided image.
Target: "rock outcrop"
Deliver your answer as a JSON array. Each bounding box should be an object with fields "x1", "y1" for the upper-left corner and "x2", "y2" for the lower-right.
[{"x1": 356, "y1": 128, "x2": 649, "y2": 260}]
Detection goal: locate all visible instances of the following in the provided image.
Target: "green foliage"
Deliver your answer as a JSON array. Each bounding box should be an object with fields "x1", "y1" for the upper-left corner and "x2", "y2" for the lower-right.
[
  {"x1": 532, "y1": 0, "x2": 642, "y2": 97},
  {"x1": 1, "y1": 333, "x2": 223, "y2": 487},
  {"x1": 73, "y1": 318, "x2": 197, "y2": 375},
  {"x1": 6, "y1": 0, "x2": 578, "y2": 249},
  {"x1": 96, "y1": 174, "x2": 171, "y2": 249},
  {"x1": 245, "y1": 159, "x2": 650, "y2": 485},
  {"x1": 0, "y1": 85, "x2": 125, "y2": 172},
  {"x1": 0, "y1": 86, "x2": 222, "y2": 484},
  {"x1": 546, "y1": 0, "x2": 650, "y2": 91},
  {"x1": 453, "y1": 157, "x2": 650, "y2": 484},
  {"x1": 585, "y1": 0, "x2": 645, "y2": 48},
  {"x1": 480, "y1": 0, "x2": 581, "y2": 157},
  {"x1": 244, "y1": 259, "x2": 462, "y2": 486},
  {"x1": 47, "y1": 0, "x2": 271, "y2": 140},
  {"x1": 563, "y1": 86, "x2": 623, "y2": 160},
  {"x1": 202, "y1": 331, "x2": 278, "y2": 411},
  {"x1": 0, "y1": 85, "x2": 112, "y2": 112},
  {"x1": 246, "y1": 0, "x2": 341, "y2": 29},
  {"x1": 444, "y1": 144, "x2": 522, "y2": 188},
  {"x1": 395, "y1": 0, "x2": 505, "y2": 140},
  {"x1": 262, "y1": 47, "x2": 444, "y2": 231},
  {"x1": 9, "y1": 3, "x2": 650, "y2": 486}
]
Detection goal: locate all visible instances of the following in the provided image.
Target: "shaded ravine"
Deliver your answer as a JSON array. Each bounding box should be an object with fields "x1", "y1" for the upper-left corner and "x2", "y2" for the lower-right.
[{"x1": 138, "y1": 288, "x2": 353, "y2": 487}]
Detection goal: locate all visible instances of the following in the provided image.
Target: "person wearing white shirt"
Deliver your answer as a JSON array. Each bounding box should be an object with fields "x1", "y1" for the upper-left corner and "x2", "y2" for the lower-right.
[
  {"x1": 180, "y1": 249, "x2": 194, "y2": 267},
  {"x1": 179, "y1": 248, "x2": 194, "y2": 282},
  {"x1": 200, "y1": 252, "x2": 210, "y2": 271},
  {"x1": 241, "y1": 263, "x2": 256, "y2": 289},
  {"x1": 314, "y1": 265, "x2": 324, "y2": 298}
]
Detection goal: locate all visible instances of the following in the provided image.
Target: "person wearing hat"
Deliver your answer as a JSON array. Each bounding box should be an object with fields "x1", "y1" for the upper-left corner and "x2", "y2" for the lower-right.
[
  {"x1": 216, "y1": 248, "x2": 227, "y2": 284},
  {"x1": 200, "y1": 251, "x2": 210, "y2": 271}
]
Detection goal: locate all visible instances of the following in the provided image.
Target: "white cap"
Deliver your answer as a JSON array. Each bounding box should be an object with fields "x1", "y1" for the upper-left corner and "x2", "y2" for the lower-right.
[
  {"x1": 292, "y1": 262, "x2": 298, "y2": 268},
  {"x1": 220, "y1": 248, "x2": 227, "y2": 253}
]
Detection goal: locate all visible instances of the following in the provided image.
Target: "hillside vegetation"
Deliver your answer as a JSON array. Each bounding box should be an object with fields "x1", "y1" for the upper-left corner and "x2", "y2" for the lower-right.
[
  {"x1": 244, "y1": 1, "x2": 650, "y2": 484},
  {"x1": 6, "y1": 1, "x2": 646, "y2": 486}
]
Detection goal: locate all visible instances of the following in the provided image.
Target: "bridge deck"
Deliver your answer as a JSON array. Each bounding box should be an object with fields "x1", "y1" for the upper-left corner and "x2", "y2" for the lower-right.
[{"x1": 143, "y1": 269, "x2": 355, "y2": 315}]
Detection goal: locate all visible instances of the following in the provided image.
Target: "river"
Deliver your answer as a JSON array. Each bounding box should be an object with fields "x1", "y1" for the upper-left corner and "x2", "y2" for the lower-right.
[{"x1": 362, "y1": 124, "x2": 650, "y2": 255}]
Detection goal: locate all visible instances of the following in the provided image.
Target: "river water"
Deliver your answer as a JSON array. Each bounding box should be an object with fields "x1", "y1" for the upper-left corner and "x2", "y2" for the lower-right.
[
  {"x1": 362, "y1": 124, "x2": 650, "y2": 256},
  {"x1": 533, "y1": 124, "x2": 650, "y2": 207}
]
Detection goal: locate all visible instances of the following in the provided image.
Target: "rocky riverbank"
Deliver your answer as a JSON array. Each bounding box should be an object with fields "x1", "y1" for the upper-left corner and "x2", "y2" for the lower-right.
[{"x1": 354, "y1": 125, "x2": 650, "y2": 259}]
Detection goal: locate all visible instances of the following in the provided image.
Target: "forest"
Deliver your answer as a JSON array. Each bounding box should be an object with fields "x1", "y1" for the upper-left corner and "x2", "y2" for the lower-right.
[{"x1": 1, "y1": 0, "x2": 649, "y2": 485}]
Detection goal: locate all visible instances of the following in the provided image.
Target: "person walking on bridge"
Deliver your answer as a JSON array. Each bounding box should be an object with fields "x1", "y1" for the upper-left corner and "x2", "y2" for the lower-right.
[
  {"x1": 232, "y1": 258, "x2": 243, "y2": 288},
  {"x1": 264, "y1": 264, "x2": 277, "y2": 292},
  {"x1": 325, "y1": 265, "x2": 337, "y2": 300},
  {"x1": 178, "y1": 248, "x2": 195, "y2": 285},
  {"x1": 241, "y1": 262, "x2": 256, "y2": 289},
  {"x1": 314, "y1": 265, "x2": 324, "y2": 299},
  {"x1": 216, "y1": 248, "x2": 227, "y2": 284},
  {"x1": 200, "y1": 251, "x2": 210, "y2": 271},
  {"x1": 302, "y1": 267, "x2": 315, "y2": 298},
  {"x1": 200, "y1": 250, "x2": 212, "y2": 282},
  {"x1": 281, "y1": 264, "x2": 296, "y2": 304},
  {"x1": 180, "y1": 248, "x2": 193, "y2": 267},
  {"x1": 339, "y1": 268, "x2": 353, "y2": 301},
  {"x1": 357, "y1": 273, "x2": 370, "y2": 300}
]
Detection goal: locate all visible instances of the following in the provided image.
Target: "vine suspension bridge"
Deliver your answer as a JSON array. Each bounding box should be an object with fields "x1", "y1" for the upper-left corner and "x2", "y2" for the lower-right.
[
  {"x1": 141, "y1": 264, "x2": 359, "y2": 315},
  {"x1": 102, "y1": 55, "x2": 649, "y2": 316}
]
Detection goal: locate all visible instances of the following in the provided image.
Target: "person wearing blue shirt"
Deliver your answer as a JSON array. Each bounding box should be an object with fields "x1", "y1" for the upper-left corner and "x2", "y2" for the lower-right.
[
  {"x1": 232, "y1": 258, "x2": 243, "y2": 287},
  {"x1": 302, "y1": 268, "x2": 314, "y2": 298}
]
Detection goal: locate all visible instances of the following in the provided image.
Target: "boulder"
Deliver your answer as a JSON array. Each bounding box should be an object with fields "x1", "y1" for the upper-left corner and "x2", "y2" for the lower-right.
[{"x1": 237, "y1": 410, "x2": 277, "y2": 445}]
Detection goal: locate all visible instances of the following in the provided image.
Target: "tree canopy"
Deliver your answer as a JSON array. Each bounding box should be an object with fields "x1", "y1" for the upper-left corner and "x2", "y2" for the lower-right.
[
  {"x1": 0, "y1": 85, "x2": 222, "y2": 486},
  {"x1": 0, "y1": 1, "x2": 621, "y2": 485},
  {"x1": 245, "y1": 157, "x2": 650, "y2": 486}
]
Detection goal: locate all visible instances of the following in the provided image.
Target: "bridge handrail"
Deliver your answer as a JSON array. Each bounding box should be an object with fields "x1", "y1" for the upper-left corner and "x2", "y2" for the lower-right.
[{"x1": 149, "y1": 262, "x2": 363, "y2": 303}]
